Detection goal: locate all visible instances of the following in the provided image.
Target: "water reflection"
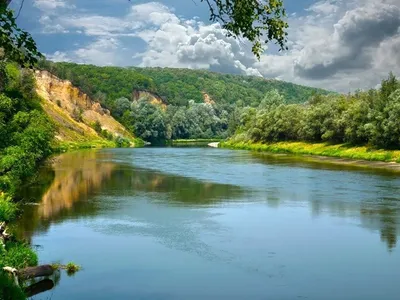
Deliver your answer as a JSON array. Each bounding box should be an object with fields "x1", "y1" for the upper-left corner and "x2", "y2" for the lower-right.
[
  {"x1": 15, "y1": 148, "x2": 400, "y2": 251},
  {"x1": 16, "y1": 150, "x2": 245, "y2": 241}
]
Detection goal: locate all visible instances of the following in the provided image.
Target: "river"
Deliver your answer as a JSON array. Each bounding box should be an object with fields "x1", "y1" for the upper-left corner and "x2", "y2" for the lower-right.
[{"x1": 16, "y1": 147, "x2": 400, "y2": 300}]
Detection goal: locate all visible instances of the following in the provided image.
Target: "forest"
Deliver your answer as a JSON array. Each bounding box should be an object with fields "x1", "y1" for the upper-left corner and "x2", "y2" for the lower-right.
[
  {"x1": 38, "y1": 61, "x2": 329, "y2": 107},
  {"x1": 231, "y1": 73, "x2": 400, "y2": 149}
]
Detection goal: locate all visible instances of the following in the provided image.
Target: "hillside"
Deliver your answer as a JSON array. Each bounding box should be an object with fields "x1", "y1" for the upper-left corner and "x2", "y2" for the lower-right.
[
  {"x1": 35, "y1": 61, "x2": 335, "y2": 145},
  {"x1": 38, "y1": 61, "x2": 331, "y2": 107},
  {"x1": 34, "y1": 70, "x2": 134, "y2": 148}
]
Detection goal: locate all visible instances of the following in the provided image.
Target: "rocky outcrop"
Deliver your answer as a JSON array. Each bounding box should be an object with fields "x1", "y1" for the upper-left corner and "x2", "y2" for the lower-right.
[
  {"x1": 34, "y1": 70, "x2": 132, "y2": 142},
  {"x1": 132, "y1": 89, "x2": 167, "y2": 108},
  {"x1": 202, "y1": 92, "x2": 215, "y2": 105}
]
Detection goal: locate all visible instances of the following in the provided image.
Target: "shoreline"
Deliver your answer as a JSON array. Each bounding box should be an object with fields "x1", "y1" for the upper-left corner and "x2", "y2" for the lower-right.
[{"x1": 220, "y1": 141, "x2": 400, "y2": 172}]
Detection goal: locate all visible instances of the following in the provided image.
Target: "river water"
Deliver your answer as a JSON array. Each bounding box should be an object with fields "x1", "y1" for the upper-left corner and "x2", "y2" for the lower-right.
[{"x1": 16, "y1": 147, "x2": 400, "y2": 300}]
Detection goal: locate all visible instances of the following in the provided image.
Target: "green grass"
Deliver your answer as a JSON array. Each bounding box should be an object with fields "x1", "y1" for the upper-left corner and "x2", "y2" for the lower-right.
[
  {"x1": 52, "y1": 137, "x2": 145, "y2": 152},
  {"x1": 51, "y1": 262, "x2": 81, "y2": 277},
  {"x1": 0, "y1": 195, "x2": 18, "y2": 222},
  {"x1": 133, "y1": 137, "x2": 146, "y2": 147},
  {"x1": 0, "y1": 241, "x2": 38, "y2": 300},
  {"x1": 221, "y1": 141, "x2": 400, "y2": 163},
  {"x1": 52, "y1": 139, "x2": 116, "y2": 153},
  {"x1": 0, "y1": 242, "x2": 38, "y2": 270}
]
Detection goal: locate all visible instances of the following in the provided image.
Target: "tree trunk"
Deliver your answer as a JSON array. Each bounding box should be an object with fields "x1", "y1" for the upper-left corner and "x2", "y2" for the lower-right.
[{"x1": 18, "y1": 265, "x2": 54, "y2": 280}]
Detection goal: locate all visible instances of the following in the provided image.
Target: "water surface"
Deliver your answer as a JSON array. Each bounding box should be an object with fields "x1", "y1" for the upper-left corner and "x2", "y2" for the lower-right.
[{"x1": 17, "y1": 147, "x2": 400, "y2": 299}]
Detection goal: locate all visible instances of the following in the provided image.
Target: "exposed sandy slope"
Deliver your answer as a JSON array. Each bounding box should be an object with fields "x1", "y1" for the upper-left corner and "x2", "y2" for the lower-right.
[{"x1": 34, "y1": 71, "x2": 133, "y2": 143}]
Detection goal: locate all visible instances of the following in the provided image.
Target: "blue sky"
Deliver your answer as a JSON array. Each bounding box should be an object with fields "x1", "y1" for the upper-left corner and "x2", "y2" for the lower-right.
[{"x1": 10, "y1": 0, "x2": 400, "y2": 92}]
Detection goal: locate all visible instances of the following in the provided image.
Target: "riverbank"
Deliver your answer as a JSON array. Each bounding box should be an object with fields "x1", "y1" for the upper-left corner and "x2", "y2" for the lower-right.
[
  {"x1": 0, "y1": 137, "x2": 143, "y2": 299},
  {"x1": 0, "y1": 194, "x2": 37, "y2": 299},
  {"x1": 171, "y1": 139, "x2": 222, "y2": 145},
  {"x1": 220, "y1": 140, "x2": 400, "y2": 171},
  {"x1": 53, "y1": 137, "x2": 145, "y2": 152}
]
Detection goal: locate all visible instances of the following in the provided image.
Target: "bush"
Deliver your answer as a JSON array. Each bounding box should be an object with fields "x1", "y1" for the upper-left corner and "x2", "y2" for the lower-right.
[
  {"x1": 92, "y1": 120, "x2": 102, "y2": 133},
  {"x1": 115, "y1": 136, "x2": 130, "y2": 148},
  {"x1": 0, "y1": 195, "x2": 18, "y2": 222}
]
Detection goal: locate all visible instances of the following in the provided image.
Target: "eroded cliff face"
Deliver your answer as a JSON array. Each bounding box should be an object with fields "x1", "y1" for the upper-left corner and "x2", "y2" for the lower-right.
[
  {"x1": 132, "y1": 89, "x2": 167, "y2": 108},
  {"x1": 202, "y1": 92, "x2": 215, "y2": 105},
  {"x1": 34, "y1": 70, "x2": 133, "y2": 142}
]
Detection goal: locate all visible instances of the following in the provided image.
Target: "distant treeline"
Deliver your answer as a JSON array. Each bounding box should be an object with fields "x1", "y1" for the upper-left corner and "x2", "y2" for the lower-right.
[{"x1": 37, "y1": 60, "x2": 330, "y2": 107}]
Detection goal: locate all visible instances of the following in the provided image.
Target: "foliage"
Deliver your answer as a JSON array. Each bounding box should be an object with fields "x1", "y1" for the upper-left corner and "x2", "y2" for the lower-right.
[
  {"x1": 38, "y1": 61, "x2": 330, "y2": 108},
  {"x1": 0, "y1": 194, "x2": 17, "y2": 221},
  {"x1": 65, "y1": 262, "x2": 81, "y2": 276},
  {"x1": 0, "y1": 240, "x2": 38, "y2": 300},
  {"x1": 121, "y1": 99, "x2": 231, "y2": 144},
  {"x1": 2, "y1": 0, "x2": 287, "y2": 71},
  {"x1": 221, "y1": 141, "x2": 400, "y2": 163},
  {"x1": 230, "y1": 73, "x2": 400, "y2": 152},
  {"x1": 0, "y1": 6, "x2": 42, "y2": 68},
  {"x1": 200, "y1": 0, "x2": 288, "y2": 58},
  {"x1": 51, "y1": 262, "x2": 81, "y2": 276},
  {"x1": 115, "y1": 136, "x2": 130, "y2": 148},
  {"x1": 0, "y1": 241, "x2": 38, "y2": 270},
  {"x1": 0, "y1": 64, "x2": 54, "y2": 196},
  {"x1": 92, "y1": 120, "x2": 102, "y2": 133}
]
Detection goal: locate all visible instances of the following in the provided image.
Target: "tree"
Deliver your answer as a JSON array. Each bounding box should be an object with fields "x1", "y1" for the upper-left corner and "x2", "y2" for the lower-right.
[
  {"x1": 2, "y1": 0, "x2": 288, "y2": 69},
  {"x1": 113, "y1": 97, "x2": 131, "y2": 118},
  {"x1": 200, "y1": 0, "x2": 288, "y2": 58},
  {"x1": 0, "y1": 3, "x2": 42, "y2": 68}
]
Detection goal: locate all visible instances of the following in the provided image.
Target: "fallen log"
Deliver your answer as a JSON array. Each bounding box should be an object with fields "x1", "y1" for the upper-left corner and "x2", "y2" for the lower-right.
[
  {"x1": 3, "y1": 264, "x2": 54, "y2": 286},
  {"x1": 24, "y1": 279, "x2": 55, "y2": 298},
  {"x1": 18, "y1": 265, "x2": 54, "y2": 280}
]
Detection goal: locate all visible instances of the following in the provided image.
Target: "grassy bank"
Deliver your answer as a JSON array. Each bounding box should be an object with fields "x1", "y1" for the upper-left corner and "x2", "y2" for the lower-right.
[
  {"x1": 52, "y1": 137, "x2": 145, "y2": 152},
  {"x1": 0, "y1": 139, "x2": 144, "y2": 299},
  {"x1": 0, "y1": 195, "x2": 38, "y2": 299},
  {"x1": 221, "y1": 141, "x2": 400, "y2": 163}
]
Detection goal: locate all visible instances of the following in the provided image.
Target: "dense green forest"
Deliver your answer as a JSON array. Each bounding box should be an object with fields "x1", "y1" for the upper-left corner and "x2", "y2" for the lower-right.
[
  {"x1": 230, "y1": 73, "x2": 400, "y2": 149},
  {"x1": 38, "y1": 61, "x2": 330, "y2": 107},
  {"x1": 120, "y1": 99, "x2": 232, "y2": 144}
]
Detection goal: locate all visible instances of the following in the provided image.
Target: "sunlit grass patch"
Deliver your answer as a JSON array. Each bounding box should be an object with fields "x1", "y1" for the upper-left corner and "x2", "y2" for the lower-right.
[{"x1": 221, "y1": 141, "x2": 400, "y2": 163}]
